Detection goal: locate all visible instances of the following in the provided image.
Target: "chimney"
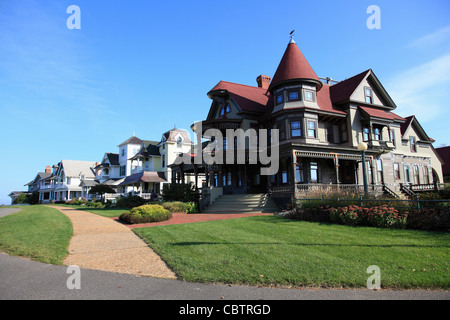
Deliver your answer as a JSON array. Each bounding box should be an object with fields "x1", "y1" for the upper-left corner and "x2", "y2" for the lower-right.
[
  {"x1": 256, "y1": 75, "x2": 271, "y2": 90},
  {"x1": 45, "y1": 166, "x2": 51, "y2": 174}
]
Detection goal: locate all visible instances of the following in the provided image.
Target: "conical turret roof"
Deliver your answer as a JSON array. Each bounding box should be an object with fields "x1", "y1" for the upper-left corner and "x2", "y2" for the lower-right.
[{"x1": 269, "y1": 39, "x2": 322, "y2": 91}]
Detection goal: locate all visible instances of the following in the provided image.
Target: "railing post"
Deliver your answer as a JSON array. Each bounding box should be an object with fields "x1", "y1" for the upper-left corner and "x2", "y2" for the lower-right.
[
  {"x1": 359, "y1": 195, "x2": 363, "y2": 207},
  {"x1": 416, "y1": 195, "x2": 420, "y2": 211}
]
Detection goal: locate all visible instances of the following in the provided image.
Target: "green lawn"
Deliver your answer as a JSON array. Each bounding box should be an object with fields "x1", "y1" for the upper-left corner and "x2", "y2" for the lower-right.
[
  {"x1": 134, "y1": 215, "x2": 450, "y2": 289},
  {"x1": 0, "y1": 206, "x2": 72, "y2": 264}
]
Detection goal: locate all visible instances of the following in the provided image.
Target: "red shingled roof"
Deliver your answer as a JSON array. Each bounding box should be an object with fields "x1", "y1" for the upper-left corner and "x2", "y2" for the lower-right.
[
  {"x1": 208, "y1": 81, "x2": 270, "y2": 113},
  {"x1": 359, "y1": 106, "x2": 405, "y2": 121},
  {"x1": 269, "y1": 42, "x2": 322, "y2": 90},
  {"x1": 330, "y1": 69, "x2": 371, "y2": 104}
]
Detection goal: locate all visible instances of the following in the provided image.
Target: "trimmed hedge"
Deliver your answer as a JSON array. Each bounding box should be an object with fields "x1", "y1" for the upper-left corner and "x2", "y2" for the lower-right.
[
  {"x1": 284, "y1": 205, "x2": 449, "y2": 231},
  {"x1": 119, "y1": 204, "x2": 172, "y2": 224}
]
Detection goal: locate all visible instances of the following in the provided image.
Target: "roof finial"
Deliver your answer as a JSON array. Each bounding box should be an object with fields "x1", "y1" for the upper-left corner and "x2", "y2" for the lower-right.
[{"x1": 289, "y1": 30, "x2": 296, "y2": 44}]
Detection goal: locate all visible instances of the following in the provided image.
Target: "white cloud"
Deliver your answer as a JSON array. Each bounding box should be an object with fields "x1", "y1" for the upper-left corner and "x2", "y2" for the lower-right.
[
  {"x1": 408, "y1": 25, "x2": 450, "y2": 49},
  {"x1": 387, "y1": 54, "x2": 450, "y2": 122}
]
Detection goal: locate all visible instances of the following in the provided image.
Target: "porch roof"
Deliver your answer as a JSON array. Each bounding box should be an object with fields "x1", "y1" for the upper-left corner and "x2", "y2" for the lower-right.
[{"x1": 119, "y1": 171, "x2": 167, "y2": 186}]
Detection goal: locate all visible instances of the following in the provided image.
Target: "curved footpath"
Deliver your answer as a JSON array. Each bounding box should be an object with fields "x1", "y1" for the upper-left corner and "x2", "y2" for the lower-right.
[{"x1": 48, "y1": 206, "x2": 176, "y2": 279}]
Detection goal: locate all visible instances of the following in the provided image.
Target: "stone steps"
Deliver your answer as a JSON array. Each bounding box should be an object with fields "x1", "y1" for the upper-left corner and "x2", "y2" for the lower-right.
[{"x1": 202, "y1": 194, "x2": 278, "y2": 214}]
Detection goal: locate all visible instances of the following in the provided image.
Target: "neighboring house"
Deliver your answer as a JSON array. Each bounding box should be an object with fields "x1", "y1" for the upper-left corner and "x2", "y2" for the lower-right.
[
  {"x1": 8, "y1": 191, "x2": 29, "y2": 205},
  {"x1": 39, "y1": 160, "x2": 97, "y2": 202},
  {"x1": 175, "y1": 37, "x2": 443, "y2": 202},
  {"x1": 436, "y1": 146, "x2": 450, "y2": 183},
  {"x1": 24, "y1": 166, "x2": 52, "y2": 202}
]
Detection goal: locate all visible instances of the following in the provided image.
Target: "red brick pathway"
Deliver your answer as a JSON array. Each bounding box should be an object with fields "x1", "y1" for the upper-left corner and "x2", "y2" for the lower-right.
[{"x1": 113, "y1": 212, "x2": 272, "y2": 229}]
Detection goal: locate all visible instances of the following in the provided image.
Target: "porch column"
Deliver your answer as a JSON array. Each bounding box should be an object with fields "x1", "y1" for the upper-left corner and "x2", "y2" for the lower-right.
[
  {"x1": 333, "y1": 154, "x2": 340, "y2": 185},
  {"x1": 193, "y1": 164, "x2": 198, "y2": 188}
]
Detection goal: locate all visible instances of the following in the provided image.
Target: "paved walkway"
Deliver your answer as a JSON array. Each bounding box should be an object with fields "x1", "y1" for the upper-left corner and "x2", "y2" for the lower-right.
[
  {"x1": 116, "y1": 212, "x2": 273, "y2": 229},
  {"x1": 49, "y1": 206, "x2": 176, "y2": 279},
  {"x1": 0, "y1": 207, "x2": 22, "y2": 218}
]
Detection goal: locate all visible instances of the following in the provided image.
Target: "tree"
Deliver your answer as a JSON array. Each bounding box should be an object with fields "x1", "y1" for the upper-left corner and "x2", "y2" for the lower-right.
[{"x1": 88, "y1": 185, "x2": 116, "y2": 203}]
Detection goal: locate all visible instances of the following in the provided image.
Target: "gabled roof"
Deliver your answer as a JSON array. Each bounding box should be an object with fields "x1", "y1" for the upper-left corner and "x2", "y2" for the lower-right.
[
  {"x1": 60, "y1": 160, "x2": 96, "y2": 178},
  {"x1": 269, "y1": 41, "x2": 322, "y2": 91},
  {"x1": 117, "y1": 136, "x2": 143, "y2": 147},
  {"x1": 400, "y1": 115, "x2": 435, "y2": 142},
  {"x1": 208, "y1": 81, "x2": 270, "y2": 114},
  {"x1": 159, "y1": 128, "x2": 192, "y2": 145},
  {"x1": 106, "y1": 153, "x2": 119, "y2": 166},
  {"x1": 330, "y1": 69, "x2": 371, "y2": 104}
]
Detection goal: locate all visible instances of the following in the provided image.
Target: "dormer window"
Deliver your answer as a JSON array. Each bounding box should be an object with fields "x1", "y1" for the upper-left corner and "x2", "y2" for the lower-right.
[
  {"x1": 304, "y1": 90, "x2": 315, "y2": 102},
  {"x1": 219, "y1": 104, "x2": 231, "y2": 117},
  {"x1": 373, "y1": 127, "x2": 381, "y2": 141},
  {"x1": 363, "y1": 127, "x2": 370, "y2": 142},
  {"x1": 410, "y1": 137, "x2": 417, "y2": 152},
  {"x1": 287, "y1": 90, "x2": 300, "y2": 101},
  {"x1": 276, "y1": 93, "x2": 284, "y2": 105},
  {"x1": 364, "y1": 87, "x2": 373, "y2": 104}
]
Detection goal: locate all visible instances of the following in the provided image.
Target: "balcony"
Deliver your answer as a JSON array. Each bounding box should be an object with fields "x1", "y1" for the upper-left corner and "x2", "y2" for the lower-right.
[{"x1": 131, "y1": 166, "x2": 152, "y2": 175}]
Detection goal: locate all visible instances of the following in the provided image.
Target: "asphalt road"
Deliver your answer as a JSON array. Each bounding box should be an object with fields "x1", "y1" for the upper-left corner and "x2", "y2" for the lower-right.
[
  {"x1": 0, "y1": 253, "x2": 448, "y2": 301},
  {"x1": 0, "y1": 208, "x2": 21, "y2": 218}
]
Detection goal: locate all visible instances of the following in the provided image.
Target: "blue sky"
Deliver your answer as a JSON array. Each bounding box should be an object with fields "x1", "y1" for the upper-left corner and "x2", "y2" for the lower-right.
[{"x1": 0, "y1": 0, "x2": 449, "y2": 204}]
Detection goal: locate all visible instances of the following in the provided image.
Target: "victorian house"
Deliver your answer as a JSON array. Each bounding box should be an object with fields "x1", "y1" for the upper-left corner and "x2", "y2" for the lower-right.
[{"x1": 184, "y1": 37, "x2": 443, "y2": 204}]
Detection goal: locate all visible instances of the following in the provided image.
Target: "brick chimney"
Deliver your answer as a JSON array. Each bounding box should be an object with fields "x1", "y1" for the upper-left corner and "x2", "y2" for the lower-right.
[
  {"x1": 256, "y1": 75, "x2": 271, "y2": 90},
  {"x1": 45, "y1": 166, "x2": 51, "y2": 174}
]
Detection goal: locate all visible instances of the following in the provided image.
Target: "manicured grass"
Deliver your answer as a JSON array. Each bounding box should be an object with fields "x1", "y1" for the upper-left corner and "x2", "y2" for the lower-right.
[
  {"x1": 58, "y1": 204, "x2": 127, "y2": 218},
  {"x1": 134, "y1": 215, "x2": 450, "y2": 289},
  {"x1": 0, "y1": 205, "x2": 72, "y2": 264}
]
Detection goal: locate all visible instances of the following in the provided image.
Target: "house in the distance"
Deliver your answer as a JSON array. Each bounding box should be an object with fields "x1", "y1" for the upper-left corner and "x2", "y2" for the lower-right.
[{"x1": 39, "y1": 160, "x2": 97, "y2": 202}]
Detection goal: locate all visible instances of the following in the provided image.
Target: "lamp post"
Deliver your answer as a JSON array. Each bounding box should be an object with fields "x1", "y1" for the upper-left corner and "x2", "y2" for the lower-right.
[{"x1": 358, "y1": 142, "x2": 369, "y2": 196}]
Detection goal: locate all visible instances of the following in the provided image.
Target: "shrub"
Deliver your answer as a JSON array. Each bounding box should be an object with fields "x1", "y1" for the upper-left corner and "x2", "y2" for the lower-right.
[
  {"x1": 161, "y1": 183, "x2": 199, "y2": 202},
  {"x1": 66, "y1": 197, "x2": 88, "y2": 206},
  {"x1": 86, "y1": 201, "x2": 105, "y2": 208},
  {"x1": 185, "y1": 201, "x2": 199, "y2": 214},
  {"x1": 119, "y1": 204, "x2": 172, "y2": 224},
  {"x1": 115, "y1": 195, "x2": 147, "y2": 209},
  {"x1": 405, "y1": 207, "x2": 450, "y2": 231},
  {"x1": 162, "y1": 201, "x2": 188, "y2": 213}
]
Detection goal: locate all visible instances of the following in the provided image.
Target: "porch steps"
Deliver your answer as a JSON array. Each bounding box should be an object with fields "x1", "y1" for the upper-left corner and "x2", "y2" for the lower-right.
[{"x1": 202, "y1": 194, "x2": 278, "y2": 214}]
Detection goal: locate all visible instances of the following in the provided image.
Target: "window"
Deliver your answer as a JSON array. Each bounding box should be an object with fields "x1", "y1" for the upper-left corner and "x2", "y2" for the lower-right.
[
  {"x1": 310, "y1": 162, "x2": 318, "y2": 183},
  {"x1": 373, "y1": 127, "x2": 381, "y2": 141},
  {"x1": 394, "y1": 163, "x2": 400, "y2": 180},
  {"x1": 410, "y1": 137, "x2": 417, "y2": 152},
  {"x1": 219, "y1": 107, "x2": 224, "y2": 117},
  {"x1": 66, "y1": 177, "x2": 71, "y2": 185},
  {"x1": 177, "y1": 137, "x2": 183, "y2": 148},
  {"x1": 307, "y1": 120, "x2": 316, "y2": 138},
  {"x1": 120, "y1": 165, "x2": 126, "y2": 176},
  {"x1": 304, "y1": 90, "x2": 315, "y2": 102},
  {"x1": 225, "y1": 104, "x2": 231, "y2": 113},
  {"x1": 413, "y1": 165, "x2": 420, "y2": 184},
  {"x1": 290, "y1": 120, "x2": 301, "y2": 137},
  {"x1": 276, "y1": 93, "x2": 284, "y2": 105},
  {"x1": 121, "y1": 149, "x2": 125, "y2": 156},
  {"x1": 404, "y1": 164, "x2": 411, "y2": 183},
  {"x1": 376, "y1": 159, "x2": 383, "y2": 184},
  {"x1": 363, "y1": 127, "x2": 370, "y2": 142},
  {"x1": 281, "y1": 171, "x2": 288, "y2": 184},
  {"x1": 162, "y1": 155, "x2": 165, "y2": 168},
  {"x1": 227, "y1": 172, "x2": 232, "y2": 186},
  {"x1": 423, "y1": 166, "x2": 430, "y2": 184},
  {"x1": 223, "y1": 137, "x2": 227, "y2": 150},
  {"x1": 288, "y1": 90, "x2": 300, "y2": 101},
  {"x1": 364, "y1": 87, "x2": 373, "y2": 104},
  {"x1": 296, "y1": 162, "x2": 305, "y2": 183},
  {"x1": 389, "y1": 129, "x2": 396, "y2": 146}
]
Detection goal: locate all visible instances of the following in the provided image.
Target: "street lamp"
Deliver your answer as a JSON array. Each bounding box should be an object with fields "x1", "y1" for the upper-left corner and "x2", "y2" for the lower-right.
[{"x1": 358, "y1": 142, "x2": 369, "y2": 196}]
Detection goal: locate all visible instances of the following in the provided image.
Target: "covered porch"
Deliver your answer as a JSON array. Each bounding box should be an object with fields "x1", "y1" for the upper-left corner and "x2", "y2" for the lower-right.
[{"x1": 118, "y1": 171, "x2": 167, "y2": 199}]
